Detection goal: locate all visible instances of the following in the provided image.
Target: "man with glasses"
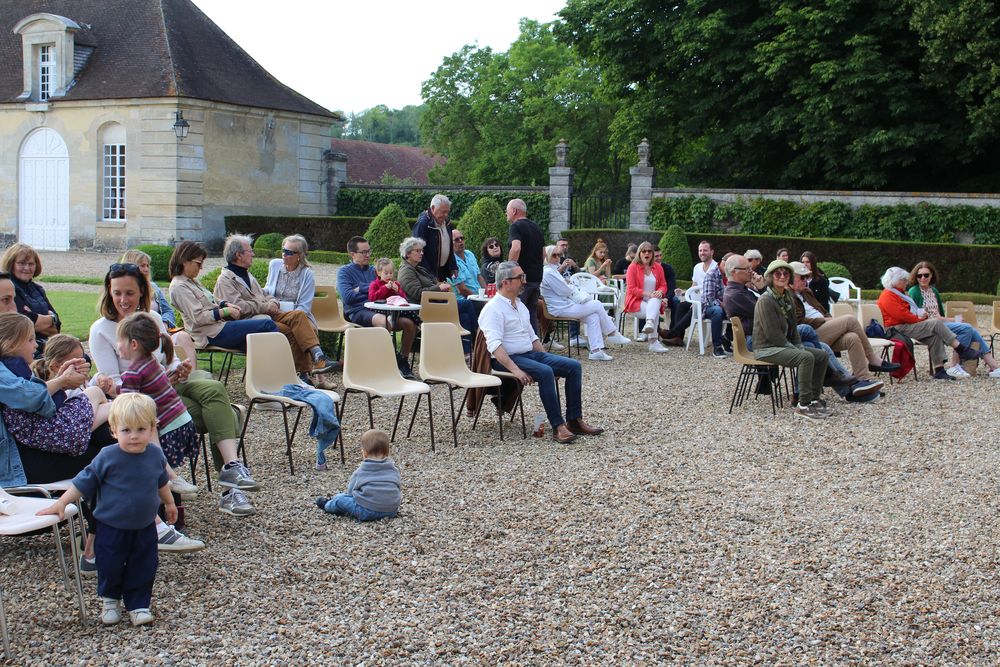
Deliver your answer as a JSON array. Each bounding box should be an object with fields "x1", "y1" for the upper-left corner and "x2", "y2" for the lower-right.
[
  {"x1": 214, "y1": 235, "x2": 339, "y2": 379},
  {"x1": 479, "y1": 262, "x2": 604, "y2": 443},
  {"x1": 412, "y1": 194, "x2": 458, "y2": 281},
  {"x1": 506, "y1": 198, "x2": 545, "y2": 334},
  {"x1": 337, "y1": 236, "x2": 418, "y2": 377}
]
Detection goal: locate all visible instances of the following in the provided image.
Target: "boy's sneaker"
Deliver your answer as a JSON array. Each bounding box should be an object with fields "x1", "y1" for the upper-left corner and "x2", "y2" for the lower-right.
[
  {"x1": 169, "y1": 476, "x2": 198, "y2": 496},
  {"x1": 157, "y1": 525, "x2": 206, "y2": 553},
  {"x1": 218, "y1": 461, "x2": 259, "y2": 491},
  {"x1": 101, "y1": 598, "x2": 122, "y2": 625},
  {"x1": 946, "y1": 365, "x2": 971, "y2": 379},
  {"x1": 315, "y1": 496, "x2": 331, "y2": 510},
  {"x1": 793, "y1": 403, "x2": 827, "y2": 421},
  {"x1": 990, "y1": 367, "x2": 1000, "y2": 378},
  {"x1": 219, "y1": 489, "x2": 256, "y2": 516},
  {"x1": 129, "y1": 609, "x2": 154, "y2": 626},
  {"x1": 80, "y1": 555, "x2": 97, "y2": 577}
]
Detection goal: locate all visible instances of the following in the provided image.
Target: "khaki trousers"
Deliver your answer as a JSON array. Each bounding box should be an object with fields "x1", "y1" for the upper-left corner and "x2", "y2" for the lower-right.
[
  {"x1": 815, "y1": 316, "x2": 877, "y2": 380},
  {"x1": 273, "y1": 310, "x2": 319, "y2": 373},
  {"x1": 892, "y1": 319, "x2": 956, "y2": 366}
]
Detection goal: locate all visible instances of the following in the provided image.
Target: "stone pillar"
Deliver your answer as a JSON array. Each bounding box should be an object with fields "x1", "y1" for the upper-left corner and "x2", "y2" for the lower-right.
[
  {"x1": 629, "y1": 138, "x2": 655, "y2": 230},
  {"x1": 548, "y1": 139, "x2": 573, "y2": 239},
  {"x1": 323, "y1": 150, "x2": 348, "y2": 215}
]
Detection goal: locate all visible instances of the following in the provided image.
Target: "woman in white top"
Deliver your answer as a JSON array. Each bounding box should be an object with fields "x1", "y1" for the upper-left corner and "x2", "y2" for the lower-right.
[
  {"x1": 540, "y1": 245, "x2": 630, "y2": 361},
  {"x1": 263, "y1": 235, "x2": 317, "y2": 328}
]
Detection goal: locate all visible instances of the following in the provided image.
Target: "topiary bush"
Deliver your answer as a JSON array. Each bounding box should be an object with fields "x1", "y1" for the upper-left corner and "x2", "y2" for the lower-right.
[
  {"x1": 309, "y1": 250, "x2": 350, "y2": 265},
  {"x1": 253, "y1": 233, "x2": 284, "y2": 256},
  {"x1": 457, "y1": 198, "x2": 507, "y2": 260},
  {"x1": 365, "y1": 204, "x2": 411, "y2": 261},
  {"x1": 660, "y1": 224, "x2": 693, "y2": 280},
  {"x1": 818, "y1": 261, "x2": 852, "y2": 280},
  {"x1": 199, "y1": 258, "x2": 270, "y2": 292},
  {"x1": 135, "y1": 244, "x2": 173, "y2": 282}
]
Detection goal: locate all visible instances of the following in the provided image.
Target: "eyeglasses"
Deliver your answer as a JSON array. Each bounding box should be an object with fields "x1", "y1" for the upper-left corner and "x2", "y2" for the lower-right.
[
  {"x1": 733, "y1": 266, "x2": 750, "y2": 272},
  {"x1": 352, "y1": 249, "x2": 371, "y2": 256},
  {"x1": 916, "y1": 272, "x2": 931, "y2": 279},
  {"x1": 109, "y1": 262, "x2": 142, "y2": 277},
  {"x1": 507, "y1": 274, "x2": 526, "y2": 282},
  {"x1": 454, "y1": 236, "x2": 465, "y2": 242},
  {"x1": 281, "y1": 248, "x2": 300, "y2": 256}
]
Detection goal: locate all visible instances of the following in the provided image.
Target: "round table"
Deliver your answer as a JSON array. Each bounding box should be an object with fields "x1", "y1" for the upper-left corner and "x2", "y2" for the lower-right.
[
  {"x1": 467, "y1": 294, "x2": 492, "y2": 303},
  {"x1": 364, "y1": 301, "x2": 421, "y2": 329}
]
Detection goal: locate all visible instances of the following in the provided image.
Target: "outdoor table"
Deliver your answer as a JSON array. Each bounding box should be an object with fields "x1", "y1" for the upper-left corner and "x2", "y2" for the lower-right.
[
  {"x1": 467, "y1": 294, "x2": 492, "y2": 303},
  {"x1": 364, "y1": 300, "x2": 421, "y2": 346}
]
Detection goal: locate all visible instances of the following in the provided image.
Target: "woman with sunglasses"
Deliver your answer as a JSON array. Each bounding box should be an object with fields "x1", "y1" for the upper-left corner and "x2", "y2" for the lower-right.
[
  {"x1": 906, "y1": 261, "x2": 1000, "y2": 378},
  {"x1": 263, "y1": 234, "x2": 317, "y2": 328},
  {"x1": 624, "y1": 241, "x2": 669, "y2": 353},
  {"x1": 479, "y1": 237, "x2": 503, "y2": 286}
]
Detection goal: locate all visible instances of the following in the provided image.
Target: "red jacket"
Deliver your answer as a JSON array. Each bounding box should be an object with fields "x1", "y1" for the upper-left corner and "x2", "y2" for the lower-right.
[
  {"x1": 877, "y1": 289, "x2": 922, "y2": 327},
  {"x1": 624, "y1": 262, "x2": 667, "y2": 313},
  {"x1": 368, "y1": 278, "x2": 407, "y2": 302}
]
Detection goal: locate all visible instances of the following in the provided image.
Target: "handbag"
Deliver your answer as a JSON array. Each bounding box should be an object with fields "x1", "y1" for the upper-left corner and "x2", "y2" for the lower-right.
[
  {"x1": 570, "y1": 289, "x2": 592, "y2": 305},
  {"x1": 865, "y1": 318, "x2": 886, "y2": 338}
]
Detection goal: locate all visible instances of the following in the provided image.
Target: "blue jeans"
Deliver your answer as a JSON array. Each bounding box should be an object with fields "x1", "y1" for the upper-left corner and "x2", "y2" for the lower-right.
[
  {"x1": 207, "y1": 318, "x2": 278, "y2": 351},
  {"x1": 704, "y1": 305, "x2": 726, "y2": 349},
  {"x1": 947, "y1": 322, "x2": 986, "y2": 355},
  {"x1": 798, "y1": 325, "x2": 848, "y2": 376},
  {"x1": 323, "y1": 493, "x2": 396, "y2": 522},
  {"x1": 498, "y1": 351, "x2": 582, "y2": 429}
]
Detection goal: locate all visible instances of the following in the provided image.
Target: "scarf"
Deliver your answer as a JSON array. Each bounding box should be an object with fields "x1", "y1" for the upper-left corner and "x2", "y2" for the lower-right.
[
  {"x1": 766, "y1": 286, "x2": 796, "y2": 335},
  {"x1": 890, "y1": 287, "x2": 925, "y2": 317}
]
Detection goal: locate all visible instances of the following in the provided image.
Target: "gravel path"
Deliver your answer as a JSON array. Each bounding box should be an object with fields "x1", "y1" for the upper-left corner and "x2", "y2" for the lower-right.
[{"x1": 4, "y1": 331, "x2": 1000, "y2": 664}]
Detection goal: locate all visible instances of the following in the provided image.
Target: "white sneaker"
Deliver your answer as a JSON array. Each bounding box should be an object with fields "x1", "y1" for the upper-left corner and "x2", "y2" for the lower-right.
[
  {"x1": 649, "y1": 341, "x2": 668, "y2": 353},
  {"x1": 990, "y1": 367, "x2": 1000, "y2": 378},
  {"x1": 641, "y1": 320, "x2": 654, "y2": 333},
  {"x1": 157, "y1": 525, "x2": 206, "y2": 553},
  {"x1": 588, "y1": 350, "x2": 613, "y2": 361},
  {"x1": 129, "y1": 609, "x2": 154, "y2": 626},
  {"x1": 606, "y1": 333, "x2": 631, "y2": 345},
  {"x1": 636, "y1": 333, "x2": 648, "y2": 342},
  {"x1": 101, "y1": 598, "x2": 121, "y2": 625},
  {"x1": 548, "y1": 340, "x2": 565, "y2": 351},
  {"x1": 946, "y1": 364, "x2": 971, "y2": 378},
  {"x1": 569, "y1": 336, "x2": 589, "y2": 347},
  {"x1": 169, "y1": 475, "x2": 198, "y2": 495}
]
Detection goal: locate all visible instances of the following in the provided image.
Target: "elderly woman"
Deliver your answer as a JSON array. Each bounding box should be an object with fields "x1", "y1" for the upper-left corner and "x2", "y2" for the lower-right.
[
  {"x1": 753, "y1": 260, "x2": 830, "y2": 420},
  {"x1": 90, "y1": 262, "x2": 261, "y2": 517},
  {"x1": 624, "y1": 242, "x2": 669, "y2": 353},
  {"x1": 876, "y1": 266, "x2": 979, "y2": 380},
  {"x1": 0, "y1": 243, "x2": 59, "y2": 353},
  {"x1": 583, "y1": 241, "x2": 613, "y2": 283},
  {"x1": 743, "y1": 249, "x2": 767, "y2": 290},
  {"x1": 167, "y1": 241, "x2": 278, "y2": 352},
  {"x1": 398, "y1": 236, "x2": 478, "y2": 337},
  {"x1": 264, "y1": 234, "x2": 317, "y2": 328},
  {"x1": 541, "y1": 245, "x2": 630, "y2": 361},
  {"x1": 121, "y1": 249, "x2": 176, "y2": 328},
  {"x1": 906, "y1": 261, "x2": 1000, "y2": 379}
]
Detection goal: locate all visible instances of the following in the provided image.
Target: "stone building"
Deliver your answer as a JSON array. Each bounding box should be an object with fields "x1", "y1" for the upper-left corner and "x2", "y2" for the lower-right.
[{"x1": 0, "y1": 0, "x2": 340, "y2": 250}]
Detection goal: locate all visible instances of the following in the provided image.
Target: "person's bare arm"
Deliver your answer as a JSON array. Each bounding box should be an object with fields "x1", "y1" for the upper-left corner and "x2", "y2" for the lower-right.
[
  {"x1": 508, "y1": 240, "x2": 522, "y2": 262},
  {"x1": 158, "y1": 484, "x2": 177, "y2": 524},
  {"x1": 36, "y1": 484, "x2": 83, "y2": 519}
]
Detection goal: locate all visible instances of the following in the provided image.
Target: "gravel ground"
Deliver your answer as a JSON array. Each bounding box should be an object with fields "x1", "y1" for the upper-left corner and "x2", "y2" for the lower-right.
[{"x1": 4, "y1": 251, "x2": 999, "y2": 663}]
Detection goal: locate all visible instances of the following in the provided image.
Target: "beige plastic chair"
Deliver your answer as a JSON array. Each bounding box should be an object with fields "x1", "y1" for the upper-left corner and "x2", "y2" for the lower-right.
[
  {"x1": 239, "y1": 332, "x2": 341, "y2": 472},
  {"x1": 313, "y1": 285, "x2": 358, "y2": 360},
  {"x1": 418, "y1": 323, "x2": 502, "y2": 448},
  {"x1": 341, "y1": 327, "x2": 434, "y2": 449},
  {"x1": 944, "y1": 300, "x2": 978, "y2": 328},
  {"x1": 830, "y1": 301, "x2": 854, "y2": 319},
  {"x1": 0, "y1": 488, "x2": 86, "y2": 655},
  {"x1": 196, "y1": 344, "x2": 245, "y2": 384},
  {"x1": 728, "y1": 318, "x2": 784, "y2": 415},
  {"x1": 859, "y1": 303, "x2": 919, "y2": 380},
  {"x1": 419, "y1": 290, "x2": 470, "y2": 336}
]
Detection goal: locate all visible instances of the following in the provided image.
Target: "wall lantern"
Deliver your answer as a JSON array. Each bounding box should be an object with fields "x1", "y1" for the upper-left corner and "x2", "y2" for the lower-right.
[{"x1": 172, "y1": 110, "x2": 190, "y2": 141}]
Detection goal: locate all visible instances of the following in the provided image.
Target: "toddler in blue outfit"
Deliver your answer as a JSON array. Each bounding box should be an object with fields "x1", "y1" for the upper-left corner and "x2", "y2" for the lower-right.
[
  {"x1": 38, "y1": 393, "x2": 175, "y2": 627},
  {"x1": 316, "y1": 429, "x2": 401, "y2": 521}
]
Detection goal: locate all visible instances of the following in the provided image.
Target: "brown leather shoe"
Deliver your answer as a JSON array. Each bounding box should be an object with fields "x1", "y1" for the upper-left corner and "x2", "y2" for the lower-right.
[
  {"x1": 552, "y1": 426, "x2": 577, "y2": 444},
  {"x1": 567, "y1": 418, "x2": 604, "y2": 436},
  {"x1": 661, "y1": 336, "x2": 684, "y2": 346}
]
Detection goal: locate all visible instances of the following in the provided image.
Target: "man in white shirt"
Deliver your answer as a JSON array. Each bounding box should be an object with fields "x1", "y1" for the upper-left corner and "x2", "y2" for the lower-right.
[
  {"x1": 478, "y1": 261, "x2": 604, "y2": 444},
  {"x1": 691, "y1": 240, "x2": 718, "y2": 286}
]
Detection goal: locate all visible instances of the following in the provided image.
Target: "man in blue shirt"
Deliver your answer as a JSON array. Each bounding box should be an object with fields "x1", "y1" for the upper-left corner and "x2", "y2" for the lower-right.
[
  {"x1": 449, "y1": 229, "x2": 483, "y2": 301},
  {"x1": 336, "y1": 236, "x2": 417, "y2": 377}
]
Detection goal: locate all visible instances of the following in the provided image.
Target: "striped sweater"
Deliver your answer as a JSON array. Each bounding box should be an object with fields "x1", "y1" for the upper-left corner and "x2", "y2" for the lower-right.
[{"x1": 120, "y1": 356, "x2": 187, "y2": 430}]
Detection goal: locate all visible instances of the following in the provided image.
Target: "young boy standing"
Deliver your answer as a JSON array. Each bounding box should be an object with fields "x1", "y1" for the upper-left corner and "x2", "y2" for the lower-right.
[
  {"x1": 38, "y1": 393, "x2": 175, "y2": 626},
  {"x1": 315, "y1": 429, "x2": 401, "y2": 521}
]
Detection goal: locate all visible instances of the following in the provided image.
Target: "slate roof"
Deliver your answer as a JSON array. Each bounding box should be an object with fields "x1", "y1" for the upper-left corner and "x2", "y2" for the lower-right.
[
  {"x1": 330, "y1": 138, "x2": 444, "y2": 185},
  {"x1": 0, "y1": 0, "x2": 338, "y2": 119}
]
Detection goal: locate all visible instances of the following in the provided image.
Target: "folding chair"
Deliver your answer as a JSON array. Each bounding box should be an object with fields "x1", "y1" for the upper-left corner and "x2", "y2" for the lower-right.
[
  {"x1": 313, "y1": 286, "x2": 359, "y2": 361},
  {"x1": 239, "y1": 332, "x2": 341, "y2": 474},
  {"x1": 340, "y1": 327, "x2": 434, "y2": 450},
  {"x1": 418, "y1": 323, "x2": 502, "y2": 448}
]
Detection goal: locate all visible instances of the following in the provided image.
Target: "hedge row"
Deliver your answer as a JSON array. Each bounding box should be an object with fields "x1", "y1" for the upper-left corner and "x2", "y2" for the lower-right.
[
  {"x1": 648, "y1": 196, "x2": 1000, "y2": 245},
  {"x1": 560, "y1": 228, "x2": 1000, "y2": 294},
  {"x1": 225, "y1": 216, "x2": 375, "y2": 255},
  {"x1": 336, "y1": 189, "x2": 550, "y2": 237}
]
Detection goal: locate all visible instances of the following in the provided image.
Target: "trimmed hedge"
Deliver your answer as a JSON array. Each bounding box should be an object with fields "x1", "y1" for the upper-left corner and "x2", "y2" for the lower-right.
[
  {"x1": 337, "y1": 189, "x2": 550, "y2": 238},
  {"x1": 226, "y1": 216, "x2": 375, "y2": 254},
  {"x1": 134, "y1": 244, "x2": 173, "y2": 282},
  {"x1": 659, "y1": 225, "x2": 693, "y2": 283},
  {"x1": 457, "y1": 198, "x2": 507, "y2": 261},
  {"x1": 253, "y1": 233, "x2": 284, "y2": 255},
  {"x1": 648, "y1": 195, "x2": 1000, "y2": 245},
  {"x1": 365, "y1": 204, "x2": 410, "y2": 262},
  {"x1": 560, "y1": 228, "x2": 1000, "y2": 294}
]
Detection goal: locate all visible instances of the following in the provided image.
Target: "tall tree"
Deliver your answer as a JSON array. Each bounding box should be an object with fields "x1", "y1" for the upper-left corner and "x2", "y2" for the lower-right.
[
  {"x1": 420, "y1": 19, "x2": 624, "y2": 191},
  {"x1": 335, "y1": 105, "x2": 425, "y2": 146}
]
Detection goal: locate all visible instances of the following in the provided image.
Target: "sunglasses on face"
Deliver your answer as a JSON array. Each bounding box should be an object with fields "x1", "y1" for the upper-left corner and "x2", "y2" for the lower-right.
[
  {"x1": 282, "y1": 248, "x2": 300, "y2": 256},
  {"x1": 917, "y1": 273, "x2": 931, "y2": 279}
]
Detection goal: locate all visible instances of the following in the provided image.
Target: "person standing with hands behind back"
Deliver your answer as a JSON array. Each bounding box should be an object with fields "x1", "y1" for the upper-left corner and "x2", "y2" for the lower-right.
[{"x1": 38, "y1": 393, "x2": 174, "y2": 627}]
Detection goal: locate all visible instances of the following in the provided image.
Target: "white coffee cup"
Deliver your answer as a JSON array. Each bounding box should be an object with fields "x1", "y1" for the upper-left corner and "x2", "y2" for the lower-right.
[{"x1": 478, "y1": 288, "x2": 486, "y2": 297}]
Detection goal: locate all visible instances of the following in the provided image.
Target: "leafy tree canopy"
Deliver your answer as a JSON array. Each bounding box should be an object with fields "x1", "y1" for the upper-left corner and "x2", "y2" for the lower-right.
[{"x1": 333, "y1": 105, "x2": 425, "y2": 146}]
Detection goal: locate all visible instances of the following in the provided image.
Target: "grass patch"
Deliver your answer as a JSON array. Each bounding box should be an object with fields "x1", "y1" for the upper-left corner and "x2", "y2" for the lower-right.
[
  {"x1": 47, "y1": 291, "x2": 100, "y2": 340},
  {"x1": 43, "y1": 275, "x2": 105, "y2": 286}
]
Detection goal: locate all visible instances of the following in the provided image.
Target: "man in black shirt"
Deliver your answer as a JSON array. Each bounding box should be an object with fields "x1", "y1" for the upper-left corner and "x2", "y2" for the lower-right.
[{"x1": 506, "y1": 198, "x2": 545, "y2": 334}]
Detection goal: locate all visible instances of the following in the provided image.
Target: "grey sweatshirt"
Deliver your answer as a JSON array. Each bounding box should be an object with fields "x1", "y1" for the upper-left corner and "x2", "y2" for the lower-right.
[{"x1": 347, "y1": 457, "x2": 401, "y2": 513}]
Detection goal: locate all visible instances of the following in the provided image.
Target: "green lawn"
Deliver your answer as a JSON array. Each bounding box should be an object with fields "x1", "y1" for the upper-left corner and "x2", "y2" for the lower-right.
[{"x1": 47, "y1": 290, "x2": 101, "y2": 340}]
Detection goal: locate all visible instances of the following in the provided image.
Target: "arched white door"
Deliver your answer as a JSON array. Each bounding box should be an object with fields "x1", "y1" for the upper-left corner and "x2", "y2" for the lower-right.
[{"x1": 18, "y1": 128, "x2": 69, "y2": 250}]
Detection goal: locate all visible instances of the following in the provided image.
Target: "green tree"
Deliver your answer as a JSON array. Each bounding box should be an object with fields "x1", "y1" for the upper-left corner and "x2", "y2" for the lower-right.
[
  {"x1": 457, "y1": 198, "x2": 508, "y2": 260},
  {"x1": 365, "y1": 204, "x2": 410, "y2": 261},
  {"x1": 420, "y1": 19, "x2": 624, "y2": 191},
  {"x1": 336, "y1": 105, "x2": 425, "y2": 146}
]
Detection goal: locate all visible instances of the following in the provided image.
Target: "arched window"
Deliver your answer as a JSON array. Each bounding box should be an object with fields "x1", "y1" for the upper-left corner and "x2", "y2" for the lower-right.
[{"x1": 100, "y1": 123, "x2": 126, "y2": 221}]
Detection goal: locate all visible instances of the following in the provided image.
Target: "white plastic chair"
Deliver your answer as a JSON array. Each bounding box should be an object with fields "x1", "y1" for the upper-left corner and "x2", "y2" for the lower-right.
[
  {"x1": 829, "y1": 277, "x2": 862, "y2": 307},
  {"x1": 239, "y1": 332, "x2": 341, "y2": 473},
  {"x1": 684, "y1": 285, "x2": 710, "y2": 355}
]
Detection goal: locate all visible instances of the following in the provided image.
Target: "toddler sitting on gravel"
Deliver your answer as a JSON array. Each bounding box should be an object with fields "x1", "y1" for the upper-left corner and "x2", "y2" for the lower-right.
[{"x1": 315, "y1": 429, "x2": 401, "y2": 521}]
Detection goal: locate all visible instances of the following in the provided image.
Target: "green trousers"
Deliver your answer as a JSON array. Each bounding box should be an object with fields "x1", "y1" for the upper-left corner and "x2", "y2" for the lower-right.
[
  {"x1": 755, "y1": 345, "x2": 827, "y2": 405},
  {"x1": 175, "y1": 378, "x2": 237, "y2": 472}
]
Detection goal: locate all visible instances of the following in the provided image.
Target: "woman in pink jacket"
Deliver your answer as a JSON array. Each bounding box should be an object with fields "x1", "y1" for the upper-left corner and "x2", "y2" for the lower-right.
[{"x1": 624, "y1": 242, "x2": 668, "y2": 353}]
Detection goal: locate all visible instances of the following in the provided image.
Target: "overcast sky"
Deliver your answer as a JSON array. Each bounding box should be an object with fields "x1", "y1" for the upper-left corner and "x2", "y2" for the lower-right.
[{"x1": 191, "y1": 0, "x2": 567, "y2": 116}]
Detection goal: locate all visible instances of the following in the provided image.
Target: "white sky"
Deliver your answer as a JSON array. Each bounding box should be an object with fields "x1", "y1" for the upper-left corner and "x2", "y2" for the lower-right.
[{"x1": 191, "y1": 0, "x2": 567, "y2": 116}]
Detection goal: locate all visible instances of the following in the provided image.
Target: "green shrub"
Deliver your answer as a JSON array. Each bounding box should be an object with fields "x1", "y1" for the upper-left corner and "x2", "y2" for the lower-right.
[
  {"x1": 224, "y1": 216, "x2": 373, "y2": 254},
  {"x1": 253, "y1": 233, "x2": 284, "y2": 255},
  {"x1": 660, "y1": 225, "x2": 693, "y2": 281},
  {"x1": 818, "y1": 262, "x2": 851, "y2": 280},
  {"x1": 997, "y1": 277, "x2": 1000, "y2": 296},
  {"x1": 310, "y1": 250, "x2": 350, "y2": 265},
  {"x1": 457, "y1": 198, "x2": 507, "y2": 260},
  {"x1": 365, "y1": 204, "x2": 411, "y2": 261},
  {"x1": 199, "y1": 258, "x2": 270, "y2": 292},
  {"x1": 135, "y1": 244, "x2": 173, "y2": 282}
]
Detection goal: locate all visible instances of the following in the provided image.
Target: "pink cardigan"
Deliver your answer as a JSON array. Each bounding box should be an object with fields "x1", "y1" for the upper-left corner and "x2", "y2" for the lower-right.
[{"x1": 624, "y1": 262, "x2": 667, "y2": 313}]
